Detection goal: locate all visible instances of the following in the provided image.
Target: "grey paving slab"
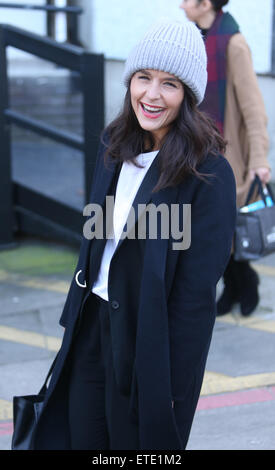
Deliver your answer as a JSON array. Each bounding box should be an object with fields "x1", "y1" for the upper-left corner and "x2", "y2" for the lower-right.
[
  {"x1": 254, "y1": 252, "x2": 275, "y2": 267},
  {"x1": 0, "y1": 434, "x2": 12, "y2": 451},
  {"x1": 0, "y1": 338, "x2": 51, "y2": 366},
  {"x1": 0, "y1": 282, "x2": 67, "y2": 317},
  {"x1": 0, "y1": 358, "x2": 54, "y2": 402},
  {"x1": 187, "y1": 400, "x2": 275, "y2": 450},
  {"x1": 0, "y1": 304, "x2": 65, "y2": 338},
  {"x1": 207, "y1": 324, "x2": 275, "y2": 376}
]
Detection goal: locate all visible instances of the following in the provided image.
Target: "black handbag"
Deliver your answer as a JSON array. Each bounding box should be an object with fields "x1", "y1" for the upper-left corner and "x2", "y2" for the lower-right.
[
  {"x1": 234, "y1": 175, "x2": 275, "y2": 261},
  {"x1": 11, "y1": 354, "x2": 58, "y2": 450}
]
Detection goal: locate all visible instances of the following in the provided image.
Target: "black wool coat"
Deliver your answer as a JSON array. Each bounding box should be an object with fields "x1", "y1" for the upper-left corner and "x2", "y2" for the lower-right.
[{"x1": 32, "y1": 142, "x2": 236, "y2": 450}]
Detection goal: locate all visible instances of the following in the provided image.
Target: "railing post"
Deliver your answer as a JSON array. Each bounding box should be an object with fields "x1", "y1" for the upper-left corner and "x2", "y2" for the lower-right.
[
  {"x1": 0, "y1": 26, "x2": 14, "y2": 247},
  {"x1": 46, "y1": 0, "x2": 56, "y2": 40},
  {"x1": 66, "y1": 0, "x2": 80, "y2": 46},
  {"x1": 82, "y1": 52, "x2": 105, "y2": 204}
]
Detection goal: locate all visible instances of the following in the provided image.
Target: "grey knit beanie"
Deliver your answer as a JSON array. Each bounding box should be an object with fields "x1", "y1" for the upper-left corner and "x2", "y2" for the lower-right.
[{"x1": 123, "y1": 19, "x2": 207, "y2": 105}]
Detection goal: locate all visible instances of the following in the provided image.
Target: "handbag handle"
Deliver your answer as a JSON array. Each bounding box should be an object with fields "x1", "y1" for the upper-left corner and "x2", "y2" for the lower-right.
[
  {"x1": 244, "y1": 175, "x2": 274, "y2": 206},
  {"x1": 38, "y1": 353, "x2": 59, "y2": 395},
  {"x1": 266, "y1": 182, "x2": 275, "y2": 202}
]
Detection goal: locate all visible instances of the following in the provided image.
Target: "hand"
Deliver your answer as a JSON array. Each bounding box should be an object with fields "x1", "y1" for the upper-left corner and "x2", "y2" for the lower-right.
[{"x1": 249, "y1": 167, "x2": 271, "y2": 185}]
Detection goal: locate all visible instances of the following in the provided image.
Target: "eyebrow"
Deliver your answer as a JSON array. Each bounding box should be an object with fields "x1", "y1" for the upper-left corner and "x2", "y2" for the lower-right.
[{"x1": 138, "y1": 69, "x2": 181, "y2": 83}]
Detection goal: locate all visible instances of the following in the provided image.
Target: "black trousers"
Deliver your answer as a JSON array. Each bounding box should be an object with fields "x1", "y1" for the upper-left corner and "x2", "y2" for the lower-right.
[{"x1": 68, "y1": 293, "x2": 139, "y2": 450}]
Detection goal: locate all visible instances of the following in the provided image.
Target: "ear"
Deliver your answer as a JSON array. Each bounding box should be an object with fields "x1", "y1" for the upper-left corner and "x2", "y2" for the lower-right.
[{"x1": 200, "y1": 0, "x2": 214, "y2": 12}]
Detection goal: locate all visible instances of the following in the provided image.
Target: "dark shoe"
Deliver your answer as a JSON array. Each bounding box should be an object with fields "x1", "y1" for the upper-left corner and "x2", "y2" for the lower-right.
[
  {"x1": 238, "y1": 264, "x2": 260, "y2": 317},
  {"x1": 217, "y1": 285, "x2": 239, "y2": 316},
  {"x1": 217, "y1": 256, "x2": 240, "y2": 316}
]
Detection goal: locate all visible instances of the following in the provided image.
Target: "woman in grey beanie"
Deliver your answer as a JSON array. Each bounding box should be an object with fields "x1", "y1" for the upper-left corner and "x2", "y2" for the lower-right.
[{"x1": 29, "y1": 19, "x2": 236, "y2": 451}]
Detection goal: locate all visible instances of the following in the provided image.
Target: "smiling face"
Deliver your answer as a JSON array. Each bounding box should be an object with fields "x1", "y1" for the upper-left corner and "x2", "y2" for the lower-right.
[{"x1": 130, "y1": 69, "x2": 184, "y2": 148}]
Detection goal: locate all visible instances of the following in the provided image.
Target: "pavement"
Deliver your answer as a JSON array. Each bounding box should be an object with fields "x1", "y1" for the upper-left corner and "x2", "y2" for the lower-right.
[{"x1": 0, "y1": 235, "x2": 275, "y2": 451}]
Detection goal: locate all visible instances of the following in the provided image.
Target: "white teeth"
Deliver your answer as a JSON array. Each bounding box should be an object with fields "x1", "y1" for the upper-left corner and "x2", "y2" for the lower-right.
[{"x1": 142, "y1": 103, "x2": 164, "y2": 113}]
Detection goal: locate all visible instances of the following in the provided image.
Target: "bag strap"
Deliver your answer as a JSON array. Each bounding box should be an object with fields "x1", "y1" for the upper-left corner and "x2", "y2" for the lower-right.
[
  {"x1": 245, "y1": 175, "x2": 268, "y2": 206},
  {"x1": 38, "y1": 353, "x2": 59, "y2": 395},
  {"x1": 266, "y1": 183, "x2": 275, "y2": 202}
]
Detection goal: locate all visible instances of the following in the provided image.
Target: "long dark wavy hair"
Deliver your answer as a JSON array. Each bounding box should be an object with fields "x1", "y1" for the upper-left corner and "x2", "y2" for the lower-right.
[{"x1": 101, "y1": 84, "x2": 226, "y2": 193}]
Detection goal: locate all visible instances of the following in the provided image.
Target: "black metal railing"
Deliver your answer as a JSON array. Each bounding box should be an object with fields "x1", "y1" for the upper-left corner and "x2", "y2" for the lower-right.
[
  {"x1": 0, "y1": 24, "x2": 104, "y2": 247},
  {"x1": 0, "y1": 1, "x2": 83, "y2": 45}
]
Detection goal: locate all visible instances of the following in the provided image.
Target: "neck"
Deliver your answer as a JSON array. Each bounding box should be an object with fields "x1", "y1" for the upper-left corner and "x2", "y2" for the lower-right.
[
  {"x1": 197, "y1": 9, "x2": 217, "y2": 30},
  {"x1": 148, "y1": 130, "x2": 167, "y2": 151}
]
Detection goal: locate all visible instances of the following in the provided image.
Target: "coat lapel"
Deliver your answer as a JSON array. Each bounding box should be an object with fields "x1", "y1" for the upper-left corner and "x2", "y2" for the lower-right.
[{"x1": 91, "y1": 157, "x2": 118, "y2": 209}]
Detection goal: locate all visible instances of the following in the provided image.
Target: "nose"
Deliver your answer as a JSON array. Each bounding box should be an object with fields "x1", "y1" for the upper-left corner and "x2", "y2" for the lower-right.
[
  {"x1": 145, "y1": 81, "x2": 161, "y2": 101},
  {"x1": 179, "y1": 1, "x2": 185, "y2": 10}
]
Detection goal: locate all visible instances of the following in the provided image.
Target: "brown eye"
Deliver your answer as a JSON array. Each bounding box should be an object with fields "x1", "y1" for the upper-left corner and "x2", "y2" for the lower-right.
[{"x1": 164, "y1": 82, "x2": 177, "y2": 88}]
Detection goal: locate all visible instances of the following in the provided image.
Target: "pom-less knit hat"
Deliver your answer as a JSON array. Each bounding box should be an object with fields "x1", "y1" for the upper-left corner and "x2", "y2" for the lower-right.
[{"x1": 123, "y1": 19, "x2": 207, "y2": 105}]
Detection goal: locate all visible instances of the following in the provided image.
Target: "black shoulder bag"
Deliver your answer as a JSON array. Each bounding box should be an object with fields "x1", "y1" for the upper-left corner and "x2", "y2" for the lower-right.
[
  {"x1": 11, "y1": 353, "x2": 58, "y2": 450},
  {"x1": 234, "y1": 175, "x2": 275, "y2": 261}
]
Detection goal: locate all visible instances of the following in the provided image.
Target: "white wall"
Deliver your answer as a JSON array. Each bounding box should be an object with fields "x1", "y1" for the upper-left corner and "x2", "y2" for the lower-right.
[
  {"x1": 224, "y1": 0, "x2": 273, "y2": 73},
  {"x1": 88, "y1": 0, "x2": 273, "y2": 73}
]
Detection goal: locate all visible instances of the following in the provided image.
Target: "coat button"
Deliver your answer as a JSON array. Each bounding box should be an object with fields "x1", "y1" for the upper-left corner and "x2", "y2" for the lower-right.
[{"x1": 111, "y1": 300, "x2": 120, "y2": 310}]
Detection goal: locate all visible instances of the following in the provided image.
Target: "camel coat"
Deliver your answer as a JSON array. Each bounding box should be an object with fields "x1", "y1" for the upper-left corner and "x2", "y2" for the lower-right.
[{"x1": 224, "y1": 33, "x2": 270, "y2": 208}]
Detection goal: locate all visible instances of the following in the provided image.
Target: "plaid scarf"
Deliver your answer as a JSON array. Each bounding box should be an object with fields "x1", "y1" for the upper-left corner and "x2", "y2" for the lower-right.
[{"x1": 199, "y1": 11, "x2": 240, "y2": 135}]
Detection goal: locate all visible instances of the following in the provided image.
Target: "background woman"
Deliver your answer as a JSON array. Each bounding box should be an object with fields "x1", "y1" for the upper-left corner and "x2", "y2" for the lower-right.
[
  {"x1": 31, "y1": 19, "x2": 236, "y2": 450},
  {"x1": 180, "y1": 0, "x2": 271, "y2": 317}
]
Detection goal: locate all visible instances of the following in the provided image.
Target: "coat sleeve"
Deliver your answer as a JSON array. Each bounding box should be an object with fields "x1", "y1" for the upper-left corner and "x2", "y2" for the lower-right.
[
  {"x1": 59, "y1": 137, "x2": 106, "y2": 327},
  {"x1": 168, "y1": 157, "x2": 236, "y2": 441},
  {"x1": 227, "y1": 33, "x2": 270, "y2": 170}
]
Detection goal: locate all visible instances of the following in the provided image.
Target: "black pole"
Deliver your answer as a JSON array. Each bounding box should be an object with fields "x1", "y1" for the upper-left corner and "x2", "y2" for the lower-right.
[
  {"x1": 46, "y1": 0, "x2": 55, "y2": 40},
  {"x1": 0, "y1": 27, "x2": 14, "y2": 246},
  {"x1": 66, "y1": 0, "x2": 80, "y2": 46},
  {"x1": 66, "y1": 8, "x2": 79, "y2": 45}
]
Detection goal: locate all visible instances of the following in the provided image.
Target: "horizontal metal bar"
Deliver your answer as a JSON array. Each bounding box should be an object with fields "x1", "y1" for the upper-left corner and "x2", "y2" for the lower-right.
[
  {"x1": 5, "y1": 109, "x2": 84, "y2": 151},
  {"x1": 15, "y1": 206, "x2": 82, "y2": 246},
  {"x1": 13, "y1": 182, "x2": 84, "y2": 237},
  {"x1": 0, "y1": 3, "x2": 82, "y2": 14},
  {"x1": 0, "y1": 24, "x2": 84, "y2": 70}
]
